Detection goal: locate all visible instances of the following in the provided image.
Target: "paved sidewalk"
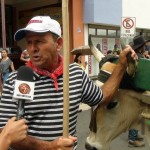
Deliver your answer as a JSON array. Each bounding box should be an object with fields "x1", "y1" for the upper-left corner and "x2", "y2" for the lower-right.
[
  {"x1": 111, "y1": 132, "x2": 150, "y2": 150},
  {"x1": 79, "y1": 103, "x2": 91, "y2": 111}
]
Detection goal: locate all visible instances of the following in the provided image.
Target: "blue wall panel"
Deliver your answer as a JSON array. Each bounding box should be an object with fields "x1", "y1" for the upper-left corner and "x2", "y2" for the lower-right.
[
  {"x1": 84, "y1": 0, "x2": 122, "y2": 25},
  {"x1": 83, "y1": 0, "x2": 94, "y2": 23}
]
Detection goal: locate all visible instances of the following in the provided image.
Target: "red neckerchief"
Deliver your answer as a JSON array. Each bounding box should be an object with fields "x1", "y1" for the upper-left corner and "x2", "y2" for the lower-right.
[{"x1": 26, "y1": 55, "x2": 63, "y2": 91}]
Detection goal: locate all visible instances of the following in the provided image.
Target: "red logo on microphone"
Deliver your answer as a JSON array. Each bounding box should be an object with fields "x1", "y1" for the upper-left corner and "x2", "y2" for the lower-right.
[{"x1": 18, "y1": 83, "x2": 31, "y2": 94}]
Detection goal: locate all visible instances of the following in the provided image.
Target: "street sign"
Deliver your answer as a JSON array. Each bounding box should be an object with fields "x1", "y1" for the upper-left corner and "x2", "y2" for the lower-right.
[{"x1": 121, "y1": 17, "x2": 136, "y2": 37}]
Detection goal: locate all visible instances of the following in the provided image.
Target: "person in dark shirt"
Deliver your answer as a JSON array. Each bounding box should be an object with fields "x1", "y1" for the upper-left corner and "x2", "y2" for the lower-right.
[
  {"x1": 128, "y1": 35, "x2": 149, "y2": 147},
  {"x1": 20, "y1": 49, "x2": 30, "y2": 65},
  {"x1": 0, "y1": 49, "x2": 15, "y2": 84}
]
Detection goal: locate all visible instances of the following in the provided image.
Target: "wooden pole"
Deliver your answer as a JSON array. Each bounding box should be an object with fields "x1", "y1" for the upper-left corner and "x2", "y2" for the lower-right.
[
  {"x1": 62, "y1": 0, "x2": 70, "y2": 137},
  {"x1": 1, "y1": 0, "x2": 6, "y2": 49}
]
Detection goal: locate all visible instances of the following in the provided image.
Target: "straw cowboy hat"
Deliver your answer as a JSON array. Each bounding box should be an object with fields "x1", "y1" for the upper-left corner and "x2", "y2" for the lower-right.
[{"x1": 132, "y1": 35, "x2": 150, "y2": 50}]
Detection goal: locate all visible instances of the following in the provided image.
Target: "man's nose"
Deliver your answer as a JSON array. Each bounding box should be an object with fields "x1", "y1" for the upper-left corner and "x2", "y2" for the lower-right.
[{"x1": 29, "y1": 44, "x2": 38, "y2": 52}]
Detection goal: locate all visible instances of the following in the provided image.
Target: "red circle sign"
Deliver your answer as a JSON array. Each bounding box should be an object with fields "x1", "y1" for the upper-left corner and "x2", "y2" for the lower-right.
[{"x1": 123, "y1": 18, "x2": 134, "y2": 29}]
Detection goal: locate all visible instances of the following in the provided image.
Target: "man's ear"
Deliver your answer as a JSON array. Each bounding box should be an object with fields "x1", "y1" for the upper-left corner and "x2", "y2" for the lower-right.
[{"x1": 56, "y1": 37, "x2": 63, "y2": 52}]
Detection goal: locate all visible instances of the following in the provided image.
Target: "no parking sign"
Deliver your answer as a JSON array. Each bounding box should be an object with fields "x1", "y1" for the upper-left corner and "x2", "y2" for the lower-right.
[{"x1": 121, "y1": 17, "x2": 136, "y2": 37}]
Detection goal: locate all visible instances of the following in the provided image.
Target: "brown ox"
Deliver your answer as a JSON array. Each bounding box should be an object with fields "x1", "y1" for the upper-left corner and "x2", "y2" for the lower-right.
[{"x1": 85, "y1": 37, "x2": 150, "y2": 150}]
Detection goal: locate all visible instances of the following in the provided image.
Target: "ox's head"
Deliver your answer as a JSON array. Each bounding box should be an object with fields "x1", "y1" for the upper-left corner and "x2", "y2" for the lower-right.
[
  {"x1": 85, "y1": 59, "x2": 120, "y2": 150},
  {"x1": 85, "y1": 87, "x2": 144, "y2": 150},
  {"x1": 85, "y1": 68, "x2": 143, "y2": 150}
]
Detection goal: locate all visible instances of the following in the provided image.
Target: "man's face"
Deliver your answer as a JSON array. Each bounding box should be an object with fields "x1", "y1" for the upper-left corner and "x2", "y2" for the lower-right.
[
  {"x1": 25, "y1": 32, "x2": 62, "y2": 72},
  {"x1": 1, "y1": 50, "x2": 7, "y2": 58}
]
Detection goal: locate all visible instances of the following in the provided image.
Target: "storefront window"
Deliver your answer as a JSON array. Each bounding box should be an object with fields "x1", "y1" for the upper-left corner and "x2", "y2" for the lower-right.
[
  {"x1": 97, "y1": 29, "x2": 106, "y2": 36},
  {"x1": 89, "y1": 28, "x2": 96, "y2": 35},
  {"x1": 108, "y1": 30, "x2": 116, "y2": 37},
  {"x1": 147, "y1": 33, "x2": 150, "y2": 37},
  {"x1": 116, "y1": 30, "x2": 120, "y2": 37},
  {"x1": 136, "y1": 32, "x2": 140, "y2": 35},
  {"x1": 88, "y1": 25, "x2": 150, "y2": 77},
  {"x1": 142, "y1": 32, "x2": 147, "y2": 37}
]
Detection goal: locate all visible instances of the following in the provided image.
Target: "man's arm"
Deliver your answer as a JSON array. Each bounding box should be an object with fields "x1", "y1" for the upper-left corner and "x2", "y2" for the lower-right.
[
  {"x1": 101, "y1": 45, "x2": 137, "y2": 105},
  {"x1": 11, "y1": 136, "x2": 54, "y2": 150},
  {"x1": 10, "y1": 134, "x2": 77, "y2": 150},
  {"x1": 0, "y1": 128, "x2": 52, "y2": 150},
  {"x1": 10, "y1": 62, "x2": 15, "y2": 72},
  {"x1": 20, "y1": 53, "x2": 28, "y2": 62},
  {"x1": 0, "y1": 117, "x2": 27, "y2": 150}
]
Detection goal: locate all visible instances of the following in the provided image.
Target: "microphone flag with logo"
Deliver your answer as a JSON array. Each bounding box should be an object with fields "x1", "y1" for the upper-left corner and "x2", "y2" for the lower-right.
[{"x1": 13, "y1": 66, "x2": 34, "y2": 120}]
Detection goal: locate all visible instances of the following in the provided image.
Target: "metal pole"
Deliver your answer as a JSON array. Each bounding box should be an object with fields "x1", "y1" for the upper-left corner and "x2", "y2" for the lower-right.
[
  {"x1": 1, "y1": 0, "x2": 6, "y2": 49},
  {"x1": 62, "y1": 0, "x2": 70, "y2": 137}
]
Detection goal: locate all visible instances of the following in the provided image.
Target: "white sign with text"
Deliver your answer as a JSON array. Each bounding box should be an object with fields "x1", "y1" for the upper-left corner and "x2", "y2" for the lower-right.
[{"x1": 121, "y1": 17, "x2": 136, "y2": 37}]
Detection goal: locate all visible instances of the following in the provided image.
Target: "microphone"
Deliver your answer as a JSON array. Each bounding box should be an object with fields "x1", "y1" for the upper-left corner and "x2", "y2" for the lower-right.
[{"x1": 13, "y1": 66, "x2": 34, "y2": 120}]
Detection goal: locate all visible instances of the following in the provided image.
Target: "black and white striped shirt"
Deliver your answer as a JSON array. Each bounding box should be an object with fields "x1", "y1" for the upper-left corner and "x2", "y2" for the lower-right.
[{"x1": 0, "y1": 63, "x2": 103, "y2": 149}]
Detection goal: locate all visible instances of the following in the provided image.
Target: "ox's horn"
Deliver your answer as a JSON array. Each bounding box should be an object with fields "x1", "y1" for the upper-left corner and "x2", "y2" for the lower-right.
[{"x1": 88, "y1": 35, "x2": 105, "y2": 62}]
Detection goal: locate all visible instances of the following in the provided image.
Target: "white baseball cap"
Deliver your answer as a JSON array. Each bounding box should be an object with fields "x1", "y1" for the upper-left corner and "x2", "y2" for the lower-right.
[{"x1": 14, "y1": 16, "x2": 61, "y2": 41}]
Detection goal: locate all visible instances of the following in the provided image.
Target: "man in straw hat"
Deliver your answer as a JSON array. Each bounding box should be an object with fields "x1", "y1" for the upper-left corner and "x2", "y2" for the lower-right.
[
  {"x1": 127, "y1": 35, "x2": 150, "y2": 147},
  {"x1": 0, "y1": 16, "x2": 137, "y2": 150},
  {"x1": 131, "y1": 35, "x2": 150, "y2": 58}
]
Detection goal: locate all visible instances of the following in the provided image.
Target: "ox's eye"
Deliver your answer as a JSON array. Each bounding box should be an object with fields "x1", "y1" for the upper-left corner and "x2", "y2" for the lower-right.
[{"x1": 106, "y1": 101, "x2": 118, "y2": 109}]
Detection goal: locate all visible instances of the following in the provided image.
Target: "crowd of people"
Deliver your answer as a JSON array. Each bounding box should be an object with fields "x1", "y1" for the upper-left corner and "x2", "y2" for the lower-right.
[
  {"x1": 105, "y1": 37, "x2": 150, "y2": 59},
  {"x1": 73, "y1": 53, "x2": 87, "y2": 71},
  {"x1": 0, "y1": 15, "x2": 149, "y2": 149},
  {"x1": 127, "y1": 35, "x2": 148, "y2": 147}
]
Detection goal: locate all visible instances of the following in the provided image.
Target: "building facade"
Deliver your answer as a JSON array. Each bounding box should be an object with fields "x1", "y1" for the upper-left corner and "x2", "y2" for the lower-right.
[
  {"x1": 0, "y1": 0, "x2": 85, "y2": 68},
  {"x1": 1, "y1": 0, "x2": 150, "y2": 75},
  {"x1": 83, "y1": 0, "x2": 150, "y2": 76}
]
